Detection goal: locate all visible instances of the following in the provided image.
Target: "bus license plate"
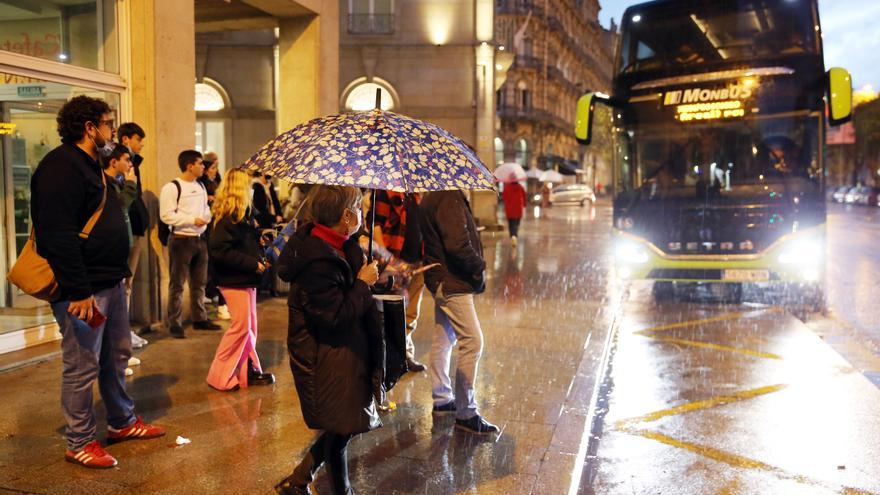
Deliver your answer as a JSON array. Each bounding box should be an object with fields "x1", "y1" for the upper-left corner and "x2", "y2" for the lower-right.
[{"x1": 722, "y1": 269, "x2": 769, "y2": 282}]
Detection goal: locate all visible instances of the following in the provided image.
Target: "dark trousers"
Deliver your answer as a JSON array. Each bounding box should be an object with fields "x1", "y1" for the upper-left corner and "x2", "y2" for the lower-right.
[
  {"x1": 168, "y1": 235, "x2": 209, "y2": 327},
  {"x1": 508, "y1": 218, "x2": 521, "y2": 238},
  {"x1": 291, "y1": 432, "x2": 354, "y2": 494}
]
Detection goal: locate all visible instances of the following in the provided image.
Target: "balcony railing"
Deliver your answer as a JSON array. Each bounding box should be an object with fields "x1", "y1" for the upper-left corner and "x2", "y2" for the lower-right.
[{"x1": 348, "y1": 14, "x2": 395, "y2": 35}]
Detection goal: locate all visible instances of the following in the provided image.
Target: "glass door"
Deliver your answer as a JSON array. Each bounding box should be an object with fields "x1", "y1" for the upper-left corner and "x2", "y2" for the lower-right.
[{"x1": 2, "y1": 102, "x2": 60, "y2": 308}]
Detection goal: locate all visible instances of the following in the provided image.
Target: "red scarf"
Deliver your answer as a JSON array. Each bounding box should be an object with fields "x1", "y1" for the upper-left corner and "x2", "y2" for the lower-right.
[{"x1": 311, "y1": 223, "x2": 348, "y2": 254}]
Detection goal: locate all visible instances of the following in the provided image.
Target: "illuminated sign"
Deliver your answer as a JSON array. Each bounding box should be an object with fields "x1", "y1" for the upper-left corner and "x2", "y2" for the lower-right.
[
  {"x1": 0, "y1": 123, "x2": 16, "y2": 135},
  {"x1": 664, "y1": 83, "x2": 752, "y2": 105},
  {"x1": 676, "y1": 100, "x2": 746, "y2": 122},
  {"x1": 17, "y1": 85, "x2": 45, "y2": 98}
]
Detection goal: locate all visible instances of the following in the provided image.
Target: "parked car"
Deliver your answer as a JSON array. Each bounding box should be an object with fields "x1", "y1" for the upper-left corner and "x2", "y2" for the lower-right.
[
  {"x1": 829, "y1": 186, "x2": 850, "y2": 203},
  {"x1": 549, "y1": 184, "x2": 596, "y2": 206},
  {"x1": 844, "y1": 186, "x2": 863, "y2": 204},
  {"x1": 857, "y1": 187, "x2": 880, "y2": 206},
  {"x1": 845, "y1": 186, "x2": 880, "y2": 206}
]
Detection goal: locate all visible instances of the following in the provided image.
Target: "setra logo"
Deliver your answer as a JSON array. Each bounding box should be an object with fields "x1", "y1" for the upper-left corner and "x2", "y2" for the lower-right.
[{"x1": 664, "y1": 84, "x2": 753, "y2": 106}]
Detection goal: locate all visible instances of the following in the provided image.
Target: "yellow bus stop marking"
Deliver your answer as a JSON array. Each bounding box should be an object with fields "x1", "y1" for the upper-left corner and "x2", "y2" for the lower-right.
[
  {"x1": 615, "y1": 384, "x2": 785, "y2": 430},
  {"x1": 633, "y1": 307, "x2": 785, "y2": 360}
]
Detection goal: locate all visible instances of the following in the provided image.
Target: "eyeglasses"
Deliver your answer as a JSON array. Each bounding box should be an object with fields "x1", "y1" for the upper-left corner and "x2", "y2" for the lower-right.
[{"x1": 92, "y1": 119, "x2": 115, "y2": 130}]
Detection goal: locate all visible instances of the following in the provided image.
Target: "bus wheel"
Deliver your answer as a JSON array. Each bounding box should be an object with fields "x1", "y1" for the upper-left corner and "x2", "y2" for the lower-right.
[{"x1": 652, "y1": 281, "x2": 676, "y2": 302}]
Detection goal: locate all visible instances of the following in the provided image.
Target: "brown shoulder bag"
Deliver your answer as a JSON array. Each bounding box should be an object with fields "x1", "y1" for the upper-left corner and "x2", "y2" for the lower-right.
[{"x1": 7, "y1": 173, "x2": 108, "y2": 301}]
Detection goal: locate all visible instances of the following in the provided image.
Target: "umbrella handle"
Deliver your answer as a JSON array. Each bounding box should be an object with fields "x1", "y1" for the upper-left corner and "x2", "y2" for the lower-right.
[{"x1": 368, "y1": 188, "x2": 376, "y2": 263}]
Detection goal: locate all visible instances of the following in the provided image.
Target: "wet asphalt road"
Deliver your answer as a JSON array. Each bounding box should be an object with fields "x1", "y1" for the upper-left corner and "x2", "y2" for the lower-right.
[
  {"x1": 1, "y1": 201, "x2": 879, "y2": 494},
  {"x1": 590, "y1": 201, "x2": 880, "y2": 495}
]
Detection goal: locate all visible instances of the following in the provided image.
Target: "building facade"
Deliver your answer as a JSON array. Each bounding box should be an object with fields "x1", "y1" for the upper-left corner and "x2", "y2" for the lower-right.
[
  {"x1": 0, "y1": 0, "x2": 339, "y2": 355},
  {"x1": 337, "y1": 0, "x2": 498, "y2": 223},
  {"x1": 495, "y1": 0, "x2": 613, "y2": 187}
]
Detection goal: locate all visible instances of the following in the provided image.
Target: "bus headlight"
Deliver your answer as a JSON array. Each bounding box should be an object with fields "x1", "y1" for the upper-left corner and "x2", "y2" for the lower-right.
[
  {"x1": 615, "y1": 238, "x2": 650, "y2": 264},
  {"x1": 777, "y1": 238, "x2": 823, "y2": 266}
]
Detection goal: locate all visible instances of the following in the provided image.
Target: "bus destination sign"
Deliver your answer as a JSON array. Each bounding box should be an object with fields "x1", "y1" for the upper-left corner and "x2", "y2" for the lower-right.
[{"x1": 663, "y1": 83, "x2": 753, "y2": 122}]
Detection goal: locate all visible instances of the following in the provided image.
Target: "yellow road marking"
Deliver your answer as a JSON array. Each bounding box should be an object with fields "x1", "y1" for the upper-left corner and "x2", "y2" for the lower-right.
[
  {"x1": 649, "y1": 336, "x2": 782, "y2": 360},
  {"x1": 634, "y1": 307, "x2": 785, "y2": 335},
  {"x1": 623, "y1": 427, "x2": 780, "y2": 472},
  {"x1": 615, "y1": 384, "x2": 785, "y2": 430}
]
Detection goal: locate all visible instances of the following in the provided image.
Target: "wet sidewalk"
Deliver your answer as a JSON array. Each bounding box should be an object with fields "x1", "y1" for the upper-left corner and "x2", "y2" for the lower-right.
[{"x1": 0, "y1": 203, "x2": 617, "y2": 494}]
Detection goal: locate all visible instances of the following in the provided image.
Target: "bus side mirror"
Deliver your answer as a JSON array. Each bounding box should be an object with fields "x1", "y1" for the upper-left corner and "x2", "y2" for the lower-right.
[
  {"x1": 827, "y1": 67, "x2": 853, "y2": 126},
  {"x1": 575, "y1": 93, "x2": 596, "y2": 145}
]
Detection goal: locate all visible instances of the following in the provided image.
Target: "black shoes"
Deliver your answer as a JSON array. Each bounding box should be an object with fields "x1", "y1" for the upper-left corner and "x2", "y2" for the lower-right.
[
  {"x1": 274, "y1": 476, "x2": 312, "y2": 495},
  {"x1": 406, "y1": 358, "x2": 427, "y2": 373},
  {"x1": 169, "y1": 325, "x2": 185, "y2": 339},
  {"x1": 193, "y1": 320, "x2": 222, "y2": 331},
  {"x1": 248, "y1": 361, "x2": 275, "y2": 386},
  {"x1": 454, "y1": 415, "x2": 499, "y2": 435},
  {"x1": 432, "y1": 401, "x2": 457, "y2": 415}
]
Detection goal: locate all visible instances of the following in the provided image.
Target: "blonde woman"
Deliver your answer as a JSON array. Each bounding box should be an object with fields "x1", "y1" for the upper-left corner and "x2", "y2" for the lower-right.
[{"x1": 206, "y1": 168, "x2": 275, "y2": 391}]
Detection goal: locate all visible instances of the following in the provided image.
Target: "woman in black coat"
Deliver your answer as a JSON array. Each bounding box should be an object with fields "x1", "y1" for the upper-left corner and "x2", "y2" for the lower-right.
[
  {"x1": 205, "y1": 169, "x2": 275, "y2": 391},
  {"x1": 274, "y1": 185, "x2": 380, "y2": 495}
]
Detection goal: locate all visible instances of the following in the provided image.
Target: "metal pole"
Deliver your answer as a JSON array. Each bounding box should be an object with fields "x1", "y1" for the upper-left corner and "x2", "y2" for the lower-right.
[{"x1": 367, "y1": 88, "x2": 382, "y2": 262}]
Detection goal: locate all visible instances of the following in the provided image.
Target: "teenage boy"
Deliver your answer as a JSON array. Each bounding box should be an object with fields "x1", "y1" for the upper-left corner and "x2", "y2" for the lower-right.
[
  {"x1": 31, "y1": 96, "x2": 165, "y2": 469},
  {"x1": 160, "y1": 150, "x2": 221, "y2": 338},
  {"x1": 117, "y1": 122, "x2": 151, "y2": 346}
]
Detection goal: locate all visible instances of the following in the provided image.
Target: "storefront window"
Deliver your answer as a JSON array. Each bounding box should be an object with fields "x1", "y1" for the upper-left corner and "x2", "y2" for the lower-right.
[
  {"x1": 0, "y1": 1, "x2": 119, "y2": 73},
  {"x1": 0, "y1": 74, "x2": 118, "y2": 308}
]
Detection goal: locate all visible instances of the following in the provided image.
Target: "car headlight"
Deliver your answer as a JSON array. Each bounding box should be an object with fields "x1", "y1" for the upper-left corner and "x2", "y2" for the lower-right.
[
  {"x1": 614, "y1": 238, "x2": 650, "y2": 264},
  {"x1": 777, "y1": 238, "x2": 823, "y2": 265}
]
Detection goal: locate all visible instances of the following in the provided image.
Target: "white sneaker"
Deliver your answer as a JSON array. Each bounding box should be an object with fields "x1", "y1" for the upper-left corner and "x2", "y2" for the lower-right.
[
  {"x1": 217, "y1": 305, "x2": 231, "y2": 320},
  {"x1": 128, "y1": 356, "x2": 141, "y2": 367},
  {"x1": 202, "y1": 296, "x2": 214, "y2": 305},
  {"x1": 131, "y1": 331, "x2": 148, "y2": 348},
  {"x1": 125, "y1": 367, "x2": 134, "y2": 377}
]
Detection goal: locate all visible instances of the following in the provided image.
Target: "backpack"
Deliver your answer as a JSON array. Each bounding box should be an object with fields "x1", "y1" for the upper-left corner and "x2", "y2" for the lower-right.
[{"x1": 158, "y1": 180, "x2": 181, "y2": 246}]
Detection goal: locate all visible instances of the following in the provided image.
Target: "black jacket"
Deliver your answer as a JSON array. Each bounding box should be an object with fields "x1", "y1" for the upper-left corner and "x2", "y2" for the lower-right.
[
  {"x1": 31, "y1": 143, "x2": 131, "y2": 301},
  {"x1": 419, "y1": 191, "x2": 486, "y2": 295},
  {"x1": 252, "y1": 182, "x2": 283, "y2": 227},
  {"x1": 278, "y1": 223, "x2": 382, "y2": 435},
  {"x1": 127, "y1": 154, "x2": 149, "y2": 237},
  {"x1": 208, "y1": 213, "x2": 264, "y2": 288}
]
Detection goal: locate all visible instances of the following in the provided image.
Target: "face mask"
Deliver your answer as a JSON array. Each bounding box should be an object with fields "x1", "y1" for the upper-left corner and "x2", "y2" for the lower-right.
[{"x1": 87, "y1": 123, "x2": 115, "y2": 158}]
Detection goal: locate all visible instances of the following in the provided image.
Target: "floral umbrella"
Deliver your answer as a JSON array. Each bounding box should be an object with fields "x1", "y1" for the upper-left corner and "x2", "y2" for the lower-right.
[
  {"x1": 243, "y1": 109, "x2": 496, "y2": 193},
  {"x1": 244, "y1": 106, "x2": 495, "y2": 260}
]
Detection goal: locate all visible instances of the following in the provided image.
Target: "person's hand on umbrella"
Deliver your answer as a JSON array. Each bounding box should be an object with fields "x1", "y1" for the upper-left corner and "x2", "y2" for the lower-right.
[{"x1": 358, "y1": 261, "x2": 379, "y2": 286}]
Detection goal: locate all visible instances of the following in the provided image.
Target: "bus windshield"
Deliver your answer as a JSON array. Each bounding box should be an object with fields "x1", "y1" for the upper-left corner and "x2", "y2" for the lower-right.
[
  {"x1": 617, "y1": 116, "x2": 821, "y2": 200},
  {"x1": 620, "y1": 1, "x2": 819, "y2": 75}
]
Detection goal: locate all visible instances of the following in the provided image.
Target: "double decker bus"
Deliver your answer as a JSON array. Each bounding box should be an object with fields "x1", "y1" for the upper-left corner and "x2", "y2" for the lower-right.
[{"x1": 575, "y1": 0, "x2": 853, "y2": 303}]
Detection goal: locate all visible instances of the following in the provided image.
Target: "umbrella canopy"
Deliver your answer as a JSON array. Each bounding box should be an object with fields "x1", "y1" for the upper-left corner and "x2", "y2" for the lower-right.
[
  {"x1": 494, "y1": 162, "x2": 527, "y2": 183},
  {"x1": 539, "y1": 169, "x2": 565, "y2": 183},
  {"x1": 244, "y1": 109, "x2": 495, "y2": 193},
  {"x1": 525, "y1": 167, "x2": 543, "y2": 180}
]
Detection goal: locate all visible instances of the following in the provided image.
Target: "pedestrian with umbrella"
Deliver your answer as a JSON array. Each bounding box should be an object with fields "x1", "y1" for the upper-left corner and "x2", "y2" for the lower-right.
[
  {"x1": 245, "y1": 93, "x2": 496, "y2": 494},
  {"x1": 495, "y1": 162, "x2": 527, "y2": 246}
]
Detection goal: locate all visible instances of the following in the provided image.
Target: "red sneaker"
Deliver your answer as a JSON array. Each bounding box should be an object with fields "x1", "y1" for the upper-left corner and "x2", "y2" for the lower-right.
[
  {"x1": 107, "y1": 416, "x2": 166, "y2": 444},
  {"x1": 65, "y1": 440, "x2": 117, "y2": 469}
]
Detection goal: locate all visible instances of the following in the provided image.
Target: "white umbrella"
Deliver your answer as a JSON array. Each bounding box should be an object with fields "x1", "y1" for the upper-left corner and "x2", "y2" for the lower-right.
[
  {"x1": 494, "y1": 162, "x2": 527, "y2": 183},
  {"x1": 525, "y1": 167, "x2": 543, "y2": 179},
  {"x1": 539, "y1": 169, "x2": 565, "y2": 183}
]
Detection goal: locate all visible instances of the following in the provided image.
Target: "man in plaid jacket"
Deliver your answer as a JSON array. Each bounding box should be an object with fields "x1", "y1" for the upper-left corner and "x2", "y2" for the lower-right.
[{"x1": 371, "y1": 190, "x2": 427, "y2": 372}]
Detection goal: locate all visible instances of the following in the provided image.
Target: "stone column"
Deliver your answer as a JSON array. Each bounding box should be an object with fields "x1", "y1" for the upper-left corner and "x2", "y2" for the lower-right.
[
  {"x1": 127, "y1": 0, "x2": 196, "y2": 324},
  {"x1": 276, "y1": 2, "x2": 339, "y2": 133},
  {"x1": 471, "y1": 0, "x2": 498, "y2": 227}
]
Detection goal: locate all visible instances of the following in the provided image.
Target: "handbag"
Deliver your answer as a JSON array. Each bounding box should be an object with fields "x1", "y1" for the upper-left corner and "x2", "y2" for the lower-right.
[{"x1": 7, "y1": 173, "x2": 107, "y2": 301}]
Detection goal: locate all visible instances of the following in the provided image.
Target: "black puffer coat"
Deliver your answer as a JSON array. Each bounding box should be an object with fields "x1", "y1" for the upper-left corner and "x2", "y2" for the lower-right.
[
  {"x1": 208, "y1": 212, "x2": 263, "y2": 288},
  {"x1": 278, "y1": 223, "x2": 382, "y2": 435}
]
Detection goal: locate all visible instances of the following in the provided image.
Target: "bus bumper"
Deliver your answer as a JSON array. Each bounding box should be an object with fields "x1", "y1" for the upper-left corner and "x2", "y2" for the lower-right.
[{"x1": 611, "y1": 228, "x2": 825, "y2": 285}]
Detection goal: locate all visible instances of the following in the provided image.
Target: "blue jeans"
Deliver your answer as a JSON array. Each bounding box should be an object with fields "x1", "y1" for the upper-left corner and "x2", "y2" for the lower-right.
[{"x1": 51, "y1": 281, "x2": 136, "y2": 451}]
